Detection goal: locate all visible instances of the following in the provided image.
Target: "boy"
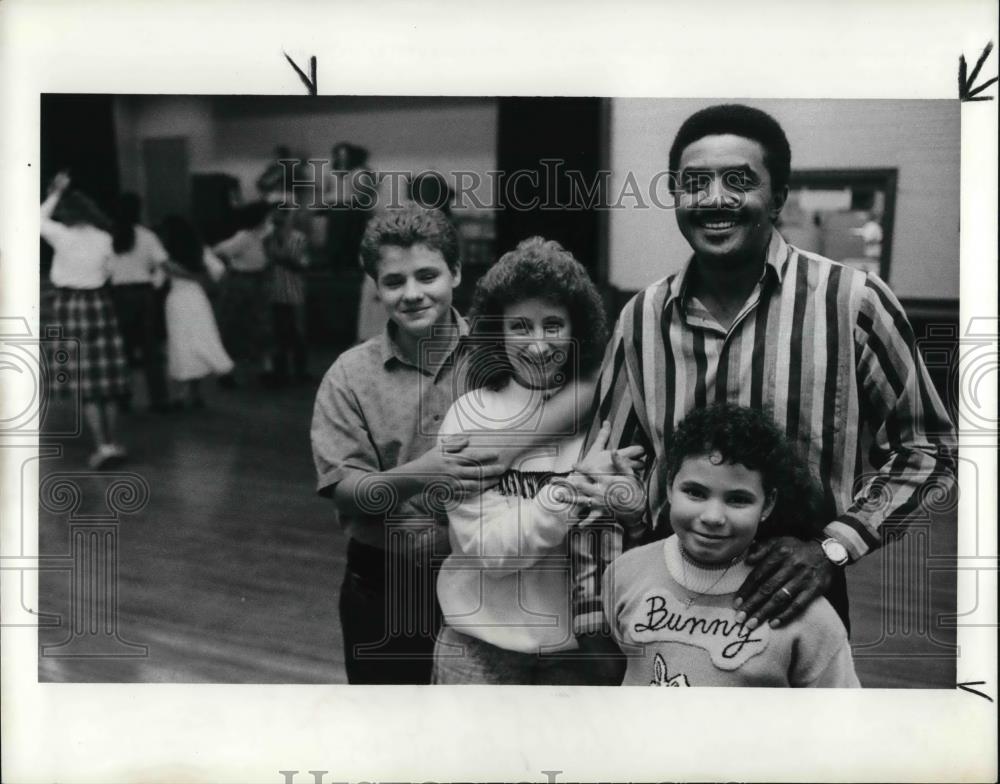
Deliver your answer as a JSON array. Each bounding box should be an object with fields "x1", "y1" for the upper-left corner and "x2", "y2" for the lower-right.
[{"x1": 311, "y1": 206, "x2": 502, "y2": 684}]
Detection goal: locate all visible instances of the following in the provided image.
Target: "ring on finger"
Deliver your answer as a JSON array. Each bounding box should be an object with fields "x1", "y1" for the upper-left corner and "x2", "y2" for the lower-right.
[{"x1": 778, "y1": 586, "x2": 793, "y2": 599}]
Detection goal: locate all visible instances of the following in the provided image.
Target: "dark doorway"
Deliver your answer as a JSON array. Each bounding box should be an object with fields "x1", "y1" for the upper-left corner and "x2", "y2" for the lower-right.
[
  {"x1": 40, "y1": 94, "x2": 121, "y2": 276},
  {"x1": 40, "y1": 94, "x2": 120, "y2": 209},
  {"x1": 495, "y1": 98, "x2": 606, "y2": 280},
  {"x1": 142, "y1": 137, "x2": 191, "y2": 227}
]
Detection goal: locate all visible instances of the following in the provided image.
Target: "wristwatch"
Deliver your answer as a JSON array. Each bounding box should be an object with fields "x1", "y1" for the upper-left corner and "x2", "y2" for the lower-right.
[{"x1": 816, "y1": 537, "x2": 850, "y2": 566}]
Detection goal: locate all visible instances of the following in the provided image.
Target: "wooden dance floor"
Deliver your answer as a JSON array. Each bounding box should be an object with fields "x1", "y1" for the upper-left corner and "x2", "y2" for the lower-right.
[{"x1": 35, "y1": 351, "x2": 957, "y2": 688}]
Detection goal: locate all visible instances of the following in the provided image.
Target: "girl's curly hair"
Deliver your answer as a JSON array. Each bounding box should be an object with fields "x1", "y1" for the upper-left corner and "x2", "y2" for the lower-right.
[
  {"x1": 464, "y1": 237, "x2": 608, "y2": 391},
  {"x1": 665, "y1": 403, "x2": 825, "y2": 541}
]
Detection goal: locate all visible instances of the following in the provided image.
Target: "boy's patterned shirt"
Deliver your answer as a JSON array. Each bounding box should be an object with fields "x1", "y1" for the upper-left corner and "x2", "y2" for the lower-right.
[{"x1": 311, "y1": 312, "x2": 468, "y2": 551}]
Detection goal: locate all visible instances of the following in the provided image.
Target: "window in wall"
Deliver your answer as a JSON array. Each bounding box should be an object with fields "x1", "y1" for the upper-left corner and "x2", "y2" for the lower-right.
[{"x1": 778, "y1": 168, "x2": 898, "y2": 280}]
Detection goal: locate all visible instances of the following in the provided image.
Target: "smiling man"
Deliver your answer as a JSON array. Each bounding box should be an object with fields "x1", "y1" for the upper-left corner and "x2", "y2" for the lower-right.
[{"x1": 572, "y1": 104, "x2": 956, "y2": 679}]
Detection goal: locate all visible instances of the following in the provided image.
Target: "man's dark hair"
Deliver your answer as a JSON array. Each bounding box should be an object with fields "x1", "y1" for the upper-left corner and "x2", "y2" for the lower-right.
[
  {"x1": 465, "y1": 236, "x2": 608, "y2": 391},
  {"x1": 668, "y1": 104, "x2": 792, "y2": 193},
  {"x1": 358, "y1": 205, "x2": 460, "y2": 279},
  {"x1": 665, "y1": 402, "x2": 824, "y2": 541}
]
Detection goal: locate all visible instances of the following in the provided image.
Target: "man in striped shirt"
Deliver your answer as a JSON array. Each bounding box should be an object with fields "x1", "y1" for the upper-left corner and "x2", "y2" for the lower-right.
[{"x1": 572, "y1": 104, "x2": 956, "y2": 674}]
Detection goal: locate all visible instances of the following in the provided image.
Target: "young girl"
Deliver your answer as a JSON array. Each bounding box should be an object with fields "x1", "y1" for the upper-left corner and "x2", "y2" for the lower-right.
[
  {"x1": 40, "y1": 171, "x2": 130, "y2": 469},
  {"x1": 432, "y1": 237, "x2": 643, "y2": 685},
  {"x1": 602, "y1": 403, "x2": 860, "y2": 687},
  {"x1": 160, "y1": 216, "x2": 234, "y2": 409}
]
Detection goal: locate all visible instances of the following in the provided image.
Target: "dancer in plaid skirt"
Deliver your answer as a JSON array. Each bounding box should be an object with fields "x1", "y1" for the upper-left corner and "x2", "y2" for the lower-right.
[{"x1": 41, "y1": 172, "x2": 131, "y2": 469}]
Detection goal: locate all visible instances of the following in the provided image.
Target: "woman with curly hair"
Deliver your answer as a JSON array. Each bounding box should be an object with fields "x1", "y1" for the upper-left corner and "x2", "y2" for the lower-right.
[
  {"x1": 431, "y1": 237, "x2": 644, "y2": 684},
  {"x1": 602, "y1": 402, "x2": 860, "y2": 687}
]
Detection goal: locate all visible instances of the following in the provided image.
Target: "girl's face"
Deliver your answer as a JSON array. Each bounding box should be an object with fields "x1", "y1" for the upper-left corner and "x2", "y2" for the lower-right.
[
  {"x1": 666, "y1": 452, "x2": 776, "y2": 565},
  {"x1": 502, "y1": 297, "x2": 572, "y2": 390}
]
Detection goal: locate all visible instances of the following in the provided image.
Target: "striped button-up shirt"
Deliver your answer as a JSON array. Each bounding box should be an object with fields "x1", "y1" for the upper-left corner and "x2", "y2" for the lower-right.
[{"x1": 572, "y1": 231, "x2": 956, "y2": 636}]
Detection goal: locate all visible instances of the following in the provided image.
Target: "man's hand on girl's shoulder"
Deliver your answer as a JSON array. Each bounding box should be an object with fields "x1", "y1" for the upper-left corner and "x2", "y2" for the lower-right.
[{"x1": 734, "y1": 537, "x2": 834, "y2": 630}]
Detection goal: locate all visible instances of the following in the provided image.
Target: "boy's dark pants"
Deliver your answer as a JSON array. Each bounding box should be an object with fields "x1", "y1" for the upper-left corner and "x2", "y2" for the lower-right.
[{"x1": 339, "y1": 535, "x2": 443, "y2": 684}]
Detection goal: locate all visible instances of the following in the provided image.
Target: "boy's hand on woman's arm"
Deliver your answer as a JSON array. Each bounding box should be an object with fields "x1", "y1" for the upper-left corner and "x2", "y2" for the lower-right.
[
  {"x1": 331, "y1": 436, "x2": 508, "y2": 517},
  {"x1": 409, "y1": 435, "x2": 508, "y2": 500}
]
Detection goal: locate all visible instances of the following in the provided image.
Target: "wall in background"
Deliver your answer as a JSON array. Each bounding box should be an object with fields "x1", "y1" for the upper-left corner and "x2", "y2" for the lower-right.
[
  {"x1": 114, "y1": 96, "x2": 215, "y2": 203},
  {"x1": 212, "y1": 96, "x2": 497, "y2": 209},
  {"x1": 112, "y1": 96, "x2": 960, "y2": 302},
  {"x1": 114, "y1": 95, "x2": 498, "y2": 215},
  {"x1": 607, "y1": 99, "x2": 960, "y2": 300}
]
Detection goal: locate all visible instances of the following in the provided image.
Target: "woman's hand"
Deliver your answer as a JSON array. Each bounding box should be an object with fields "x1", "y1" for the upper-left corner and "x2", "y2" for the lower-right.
[
  {"x1": 555, "y1": 469, "x2": 646, "y2": 522},
  {"x1": 554, "y1": 422, "x2": 647, "y2": 520},
  {"x1": 548, "y1": 473, "x2": 598, "y2": 518},
  {"x1": 575, "y1": 421, "x2": 646, "y2": 477}
]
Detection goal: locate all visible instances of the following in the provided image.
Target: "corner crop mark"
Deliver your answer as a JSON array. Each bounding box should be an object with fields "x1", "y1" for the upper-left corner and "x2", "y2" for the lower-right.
[
  {"x1": 959, "y1": 41, "x2": 998, "y2": 102},
  {"x1": 957, "y1": 681, "x2": 994, "y2": 702},
  {"x1": 284, "y1": 52, "x2": 317, "y2": 96}
]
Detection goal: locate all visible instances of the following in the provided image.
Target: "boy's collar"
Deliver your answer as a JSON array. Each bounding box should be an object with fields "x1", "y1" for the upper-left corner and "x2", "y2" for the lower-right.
[{"x1": 381, "y1": 309, "x2": 468, "y2": 369}]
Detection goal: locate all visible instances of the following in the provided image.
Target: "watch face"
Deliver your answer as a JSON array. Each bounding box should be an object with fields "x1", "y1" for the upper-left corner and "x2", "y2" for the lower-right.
[{"x1": 823, "y1": 539, "x2": 849, "y2": 564}]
